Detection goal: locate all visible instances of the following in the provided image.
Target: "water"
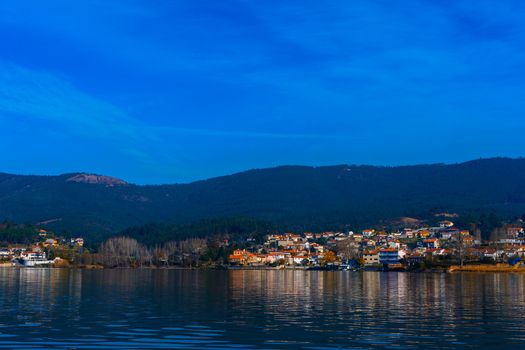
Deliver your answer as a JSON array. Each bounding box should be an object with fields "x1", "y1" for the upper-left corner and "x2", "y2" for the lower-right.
[{"x1": 0, "y1": 269, "x2": 523, "y2": 349}]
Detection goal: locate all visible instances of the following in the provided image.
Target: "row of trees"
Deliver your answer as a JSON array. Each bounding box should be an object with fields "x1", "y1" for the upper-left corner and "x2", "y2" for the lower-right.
[
  {"x1": 0, "y1": 222, "x2": 39, "y2": 244},
  {"x1": 94, "y1": 236, "x2": 211, "y2": 268}
]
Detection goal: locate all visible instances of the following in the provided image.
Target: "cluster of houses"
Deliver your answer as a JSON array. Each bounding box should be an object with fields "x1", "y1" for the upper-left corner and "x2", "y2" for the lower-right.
[
  {"x1": 229, "y1": 232, "x2": 344, "y2": 267},
  {"x1": 0, "y1": 229, "x2": 85, "y2": 267},
  {"x1": 228, "y1": 220, "x2": 525, "y2": 269}
]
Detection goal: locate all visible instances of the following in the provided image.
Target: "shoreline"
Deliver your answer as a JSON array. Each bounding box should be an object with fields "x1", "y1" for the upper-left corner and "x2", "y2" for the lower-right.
[
  {"x1": 4, "y1": 264, "x2": 525, "y2": 273},
  {"x1": 448, "y1": 264, "x2": 525, "y2": 273}
]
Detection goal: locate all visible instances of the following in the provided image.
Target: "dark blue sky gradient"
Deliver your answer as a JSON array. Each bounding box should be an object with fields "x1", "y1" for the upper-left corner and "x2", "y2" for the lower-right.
[{"x1": 0, "y1": 0, "x2": 524, "y2": 183}]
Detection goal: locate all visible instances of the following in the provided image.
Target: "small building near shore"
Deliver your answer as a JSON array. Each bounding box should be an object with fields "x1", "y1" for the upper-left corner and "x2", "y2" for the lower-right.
[
  {"x1": 379, "y1": 249, "x2": 399, "y2": 265},
  {"x1": 363, "y1": 250, "x2": 379, "y2": 266}
]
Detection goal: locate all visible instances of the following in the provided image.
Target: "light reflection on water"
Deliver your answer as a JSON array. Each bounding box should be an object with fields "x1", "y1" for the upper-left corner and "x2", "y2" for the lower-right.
[{"x1": 0, "y1": 269, "x2": 523, "y2": 349}]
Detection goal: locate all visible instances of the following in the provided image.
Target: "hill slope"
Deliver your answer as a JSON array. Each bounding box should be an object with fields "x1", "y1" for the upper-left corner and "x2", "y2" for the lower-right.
[{"x1": 1, "y1": 158, "x2": 524, "y2": 238}]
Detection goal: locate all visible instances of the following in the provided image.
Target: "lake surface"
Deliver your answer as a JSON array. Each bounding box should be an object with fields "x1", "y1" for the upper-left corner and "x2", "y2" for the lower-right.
[{"x1": 0, "y1": 269, "x2": 524, "y2": 349}]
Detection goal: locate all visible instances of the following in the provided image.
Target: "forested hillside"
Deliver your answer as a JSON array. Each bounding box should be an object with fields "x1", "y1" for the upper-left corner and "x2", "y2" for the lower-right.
[{"x1": 0, "y1": 158, "x2": 524, "y2": 240}]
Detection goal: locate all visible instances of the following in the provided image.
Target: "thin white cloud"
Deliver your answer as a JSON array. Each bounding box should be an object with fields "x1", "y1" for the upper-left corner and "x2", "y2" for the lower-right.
[
  {"x1": 0, "y1": 61, "x2": 142, "y2": 140},
  {"x1": 0, "y1": 62, "x2": 342, "y2": 151},
  {"x1": 150, "y1": 126, "x2": 345, "y2": 139}
]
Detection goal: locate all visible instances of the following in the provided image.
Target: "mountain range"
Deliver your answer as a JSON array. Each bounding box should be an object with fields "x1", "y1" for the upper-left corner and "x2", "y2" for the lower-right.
[{"x1": 1, "y1": 157, "x2": 524, "y2": 240}]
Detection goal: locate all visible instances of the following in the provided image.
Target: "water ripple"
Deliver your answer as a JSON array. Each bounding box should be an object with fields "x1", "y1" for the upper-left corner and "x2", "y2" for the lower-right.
[{"x1": 0, "y1": 269, "x2": 523, "y2": 349}]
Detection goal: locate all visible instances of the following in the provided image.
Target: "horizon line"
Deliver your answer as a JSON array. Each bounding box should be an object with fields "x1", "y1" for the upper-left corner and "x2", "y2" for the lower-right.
[{"x1": 0, "y1": 156, "x2": 521, "y2": 186}]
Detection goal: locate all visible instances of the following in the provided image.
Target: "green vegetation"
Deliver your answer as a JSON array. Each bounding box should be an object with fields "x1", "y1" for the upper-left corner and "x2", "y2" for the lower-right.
[
  {"x1": 119, "y1": 217, "x2": 276, "y2": 246},
  {"x1": 0, "y1": 222, "x2": 39, "y2": 244},
  {"x1": 1, "y1": 158, "x2": 525, "y2": 243}
]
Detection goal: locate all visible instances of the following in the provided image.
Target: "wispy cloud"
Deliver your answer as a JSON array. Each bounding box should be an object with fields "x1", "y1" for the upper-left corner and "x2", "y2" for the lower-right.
[
  {"x1": 0, "y1": 61, "x2": 341, "y2": 154},
  {"x1": 1, "y1": 1, "x2": 525, "y2": 182},
  {"x1": 0, "y1": 61, "x2": 142, "y2": 140},
  {"x1": 151, "y1": 126, "x2": 345, "y2": 139}
]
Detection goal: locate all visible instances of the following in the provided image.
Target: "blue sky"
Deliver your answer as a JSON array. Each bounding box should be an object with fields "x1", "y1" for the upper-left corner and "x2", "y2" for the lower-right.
[{"x1": 0, "y1": 0, "x2": 524, "y2": 184}]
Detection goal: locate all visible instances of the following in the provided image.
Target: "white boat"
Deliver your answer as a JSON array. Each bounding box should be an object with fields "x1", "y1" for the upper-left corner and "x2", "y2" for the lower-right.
[{"x1": 12, "y1": 251, "x2": 54, "y2": 267}]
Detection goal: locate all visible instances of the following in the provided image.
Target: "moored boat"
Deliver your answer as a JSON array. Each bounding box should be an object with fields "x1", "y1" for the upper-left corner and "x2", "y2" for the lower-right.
[{"x1": 12, "y1": 251, "x2": 54, "y2": 267}]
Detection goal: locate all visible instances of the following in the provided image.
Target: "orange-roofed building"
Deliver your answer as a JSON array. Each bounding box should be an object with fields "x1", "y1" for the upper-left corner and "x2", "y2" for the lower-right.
[
  {"x1": 439, "y1": 220, "x2": 455, "y2": 228},
  {"x1": 363, "y1": 250, "x2": 380, "y2": 266},
  {"x1": 463, "y1": 235, "x2": 475, "y2": 246},
  {"x1": 362, "y1": 229, "x2": 375, "y2": 237},
  {"x1": 418, "y1": 230, "x2": 430, "y2": 238},
  {"x1": 228, "y1": 249, "x2": 258, "y2": 265},
  {"x1": 423, "y1": 238, "x2": 440, "y2": 249}
]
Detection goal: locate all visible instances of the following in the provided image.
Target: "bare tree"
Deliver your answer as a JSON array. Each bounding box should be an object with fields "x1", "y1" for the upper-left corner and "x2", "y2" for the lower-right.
[
  {"x1": 99, "y1": 237, "x2": 148, "y2": 267},
  {"x1": 152, "y1": 246, "x2": 168, "y2": 266},
  {"x1": 98, "y1": 236, "x2": 210, "y2": 268},
  {"x1": 336, "y1": 238, "x2": 360, "y2": 261},
  {"x1": 453, "y1": 233, "x2": 466, "y2": 267},
  {"x1": 179, "y1": 238, "x2": 207, "y2": 267},
  {"x1": 164, "y1": 241, "x2": 180, "y2": 265},
  {"x1": 138, "y1": 245, "x2": 153, "y2": 267}
]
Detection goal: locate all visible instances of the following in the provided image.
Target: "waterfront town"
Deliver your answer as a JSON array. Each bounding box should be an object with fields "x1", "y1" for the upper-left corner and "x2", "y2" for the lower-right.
[
  {"x1": 227, "y1": 219, "x2": 525, "y2": 271},
  {"x1": 0, "y1": 227, "x2": 85, "y2": 267},
  {"x1": 2, "y1": 218, "x2": 525, "y2": 271}
]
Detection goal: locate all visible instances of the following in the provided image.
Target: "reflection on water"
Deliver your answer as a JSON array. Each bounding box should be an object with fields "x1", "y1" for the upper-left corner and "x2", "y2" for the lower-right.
[{"x1": 0, "y1": 269, "x2": 523, "y2": 349}]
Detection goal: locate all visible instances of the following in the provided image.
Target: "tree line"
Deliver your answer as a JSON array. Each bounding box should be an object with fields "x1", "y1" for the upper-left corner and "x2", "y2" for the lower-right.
[
  {"x1": 89, "y1": 236, "x2": 229, "y2": 268},
  {"x1": 0, "y1": 222, "x2": 39, "y2": 244}
]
